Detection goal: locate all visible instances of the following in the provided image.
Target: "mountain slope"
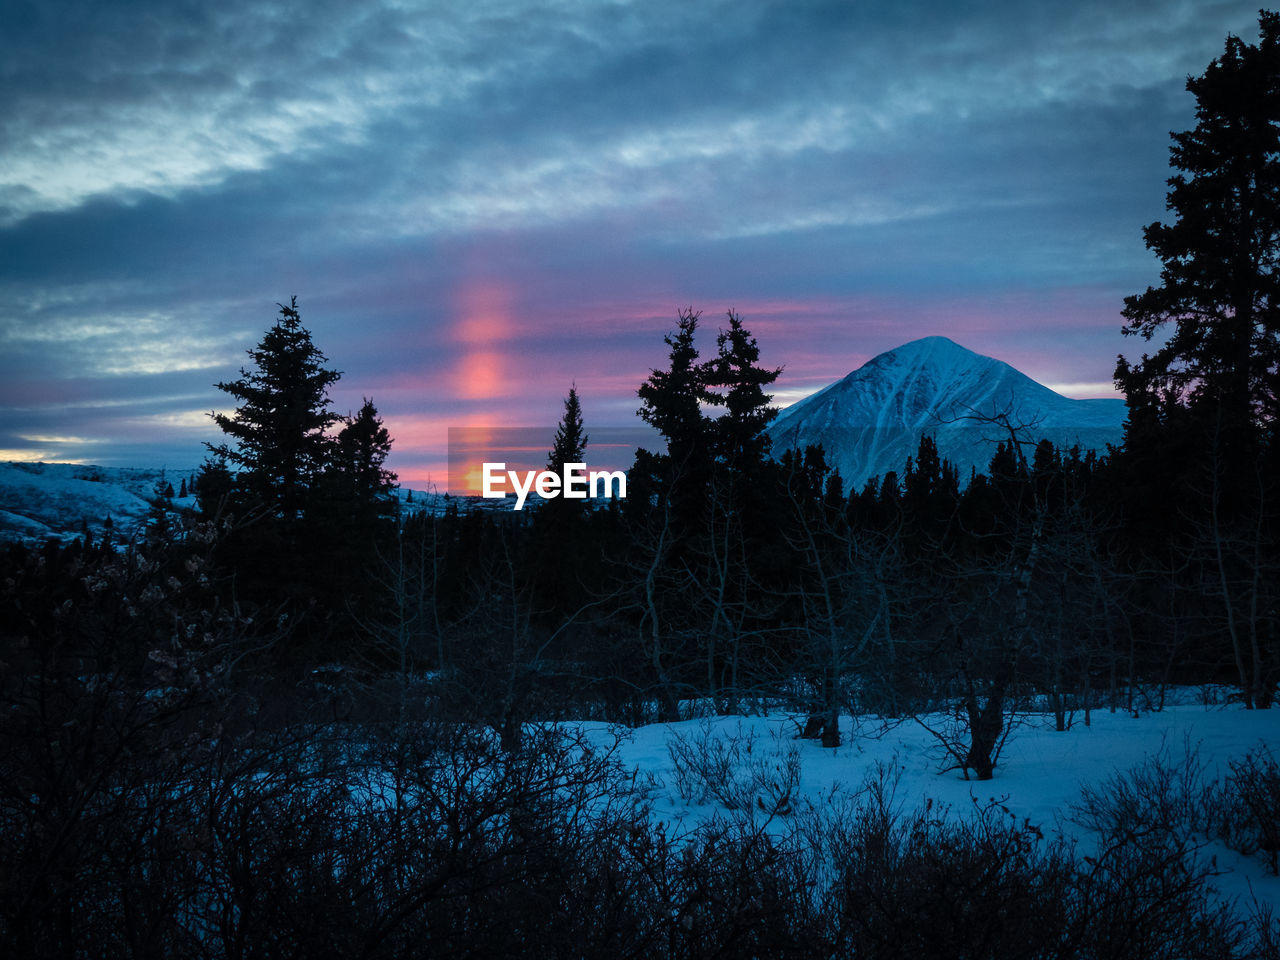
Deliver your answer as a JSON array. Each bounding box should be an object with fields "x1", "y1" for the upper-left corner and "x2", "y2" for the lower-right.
[
  {"x1": 766, "y1": 336, "x2": 1125, "y2": 489},
  {"x1": 0, "y1": 462, "x2": 194, "y2": 543}
]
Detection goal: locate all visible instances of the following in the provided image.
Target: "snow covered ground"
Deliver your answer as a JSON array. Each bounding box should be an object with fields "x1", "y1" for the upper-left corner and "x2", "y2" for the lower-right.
[
  {"x1": 0, "y1": 461, "x2": 198, "y2": 543},
  {"x1": 590, "y1": 699, "x2": 1280, "y2": 913}
]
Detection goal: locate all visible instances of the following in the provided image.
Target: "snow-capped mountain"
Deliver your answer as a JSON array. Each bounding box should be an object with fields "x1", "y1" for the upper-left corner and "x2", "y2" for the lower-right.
[{"x1": 766, "y1": 336, "x2": 1126, "y2": 490}]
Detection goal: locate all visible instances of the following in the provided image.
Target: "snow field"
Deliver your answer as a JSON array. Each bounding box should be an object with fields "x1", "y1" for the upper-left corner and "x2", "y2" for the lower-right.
[{"x1": 585, "y1": 702, "x2": 1280, "y2": 913}]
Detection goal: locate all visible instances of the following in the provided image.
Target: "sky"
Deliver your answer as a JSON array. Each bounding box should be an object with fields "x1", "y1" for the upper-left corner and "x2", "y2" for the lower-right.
[{"x1": 0, "y1": 0, "x2": 1267, "y2": 485}]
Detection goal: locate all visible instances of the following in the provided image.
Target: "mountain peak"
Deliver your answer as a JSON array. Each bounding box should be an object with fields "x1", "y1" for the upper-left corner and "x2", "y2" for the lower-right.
[
  {"x1": 886, "y1": 334, "x2": 969, "y2": 356},
  {"x1": 857, "y1": 335, "x2": 995, "y2": 381},
  {"x1": 871, "y1": 335, "x2": 998, "y2": 371}
]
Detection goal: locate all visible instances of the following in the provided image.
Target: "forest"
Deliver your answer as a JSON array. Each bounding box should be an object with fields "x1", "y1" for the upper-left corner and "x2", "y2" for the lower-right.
[{"x1": 1, "y1": 12, "x2": 1278, "y2": 960}]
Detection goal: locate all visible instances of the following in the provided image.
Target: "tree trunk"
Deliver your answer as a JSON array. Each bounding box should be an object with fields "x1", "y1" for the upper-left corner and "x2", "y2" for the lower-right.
[{"x1": 964, "y1": 670, "x2": 1009, "y2": 781}]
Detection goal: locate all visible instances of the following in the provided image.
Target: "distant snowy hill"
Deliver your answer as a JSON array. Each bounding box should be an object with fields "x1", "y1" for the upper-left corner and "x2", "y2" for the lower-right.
[
  {"x1": 767, "y1": 336, "x2": 1126, "y2": 490},
  {"x1": 0, "y1": 461, "x2": 502, "y2": 545},
  {"x1": 0, "y1": 462, "x2": 198, "y2": 545}
]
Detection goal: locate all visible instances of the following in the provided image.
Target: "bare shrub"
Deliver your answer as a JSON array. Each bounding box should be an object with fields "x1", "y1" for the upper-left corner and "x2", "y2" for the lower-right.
[
  {"x1": 1247, "y1": 903, "x2": 1280, "y2": 960},
  {"x1": 666, "y1": 720, "x2": 800, "y2": 815},
  {"x1": 1068, "y1": 740, "x2": 1247, "y2": 960},
  {"x1": 812, "y1": 759, "x2": 1246, "y2": 960},
  {"x1": 659, "y1": 814, "x2": 821, "y2": 957},
  {"x1": 1071, "y1": 735, "x2": 1207, "y2": 851},
  {"x1": 1210, "y1": 744, "x2": 1280, "y2": 875},
  {"x1": 822, "y1": 787, "x2": 1078, "y2": 959}
]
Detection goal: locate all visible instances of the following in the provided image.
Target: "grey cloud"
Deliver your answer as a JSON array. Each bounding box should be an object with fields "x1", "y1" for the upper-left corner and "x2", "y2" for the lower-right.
[{"x1": 2, "y1": 0, "x2": 1249, "y2": 234}]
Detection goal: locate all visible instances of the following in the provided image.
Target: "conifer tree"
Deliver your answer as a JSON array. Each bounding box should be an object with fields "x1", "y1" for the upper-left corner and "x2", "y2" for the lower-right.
[
  {"x1": 1115, "y1": 13, "x2": 1280, "y2": 709},
  {"x1": 193, "y1": 455, "x2": 233, "y2": 520},
  {"x1": 533, "y1": 385, "x2": 591, "y2": 619},
  {"x1": 902, "y1": 434, "x2": 960, "y2": 545},
  {"x1": 636, "y1": 309, "x2": 715, "y2": 523},
  {"x1": 1117, "y1": 10, "x2": 1280, "y2": 435},
  {"x1": 547, "y1": 385, "x2": 588, "y2": 471},
  {"x1": 637, "y1": 308, "x2": 712, "y2": 464},
  {"x1": 208, "y1": 297, "x2": 341, "y2": 522},
  {"x1": 702, "y1": 310, "x2": 781, "y2": 472},
  {"x1": 331, "y1": 397, "x2": 396, "y2": 515}
]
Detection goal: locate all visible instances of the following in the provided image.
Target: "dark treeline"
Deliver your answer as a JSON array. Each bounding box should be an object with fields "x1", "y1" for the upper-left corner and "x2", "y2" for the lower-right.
[{"x1": 2, "y1": 11, "x2": 1279, "y2": 958}]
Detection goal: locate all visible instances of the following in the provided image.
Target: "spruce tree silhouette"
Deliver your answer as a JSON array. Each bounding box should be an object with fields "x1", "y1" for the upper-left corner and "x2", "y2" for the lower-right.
[
  {"x1": 330, "y1": 397, "x2": 397, "y2": 521},
  {"x1": 1117, "y1": 10, "x2": 1280, "y2": 438},
  {"x1": 207, "y1": 297, "x2": 341, "y2": 524},
  {"x1": 546, "y1": 384, "x2": 588, "y2": 473}
]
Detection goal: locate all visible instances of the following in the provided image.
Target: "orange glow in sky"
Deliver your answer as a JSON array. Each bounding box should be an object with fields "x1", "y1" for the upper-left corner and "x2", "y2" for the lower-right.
[{"x1": 452, "y1": 279, "x2": 515, "y2": 400}]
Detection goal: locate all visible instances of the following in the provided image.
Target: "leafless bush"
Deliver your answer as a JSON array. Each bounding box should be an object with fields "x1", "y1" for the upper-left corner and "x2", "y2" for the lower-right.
[
  {"x1": 666, "y1": 720, "x2": 800, "y2": 815},
  {"x1": 1247, "y1": 903, "x2": 1280, "y2": 960},
  {"x1": 1067, "y1": 740, "x2": 1249, "y2": 960},
  {"x1": 1210, "y1": 744, "x2": 1280, "y2": 875},
  {"x1": 658, "y1": 814, "x2": 820, "y2": 957},
  {"x1": 1071, "y1": 735, "x2": 1208, "y2": 854},
  {"x1": 812, "y1": 760, "x2": 1246, "y2": 960},
  {"x1": 820, "y1": 785, "x2": 1078, "y2": 959}
]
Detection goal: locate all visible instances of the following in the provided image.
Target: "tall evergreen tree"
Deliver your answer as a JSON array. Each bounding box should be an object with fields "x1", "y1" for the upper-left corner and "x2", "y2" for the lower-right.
[
  {"x1": 901, "y1": 434, "x2": 960, "y2": 546},
  {"x1": 546, "y1": 385, "x2": 588, "y2": 471},
  {"x1": 331, "y1": 397, "x2": 397, "y2": 517},
  {"x1": 1115, "y1": 13, "x2": 1280, "y2": 709},
  {"x1": 637, "y1": 308, "x2": 712, "y2": 465},
  {"x1": 208, "y1": 297, "x2": 341, "y2": 522},
  {"x1": 194, "y1": 454, "x2": 233, "y2": 520},
  {"x1": 1117, "y1": 10, "x2": 1280, "y2": 436},
  {"x1": 636, "y1": 308, "x2": 716, "y2": 527},
  {"x1": 699, "y1": 311, "x2": 786, "y2": 623},
  {"x1": 532, "y1": 385, "x2": 593, "y2": 621},
  {"x1": 702, "y1": 310, "x2": 781, "y2": 472}
]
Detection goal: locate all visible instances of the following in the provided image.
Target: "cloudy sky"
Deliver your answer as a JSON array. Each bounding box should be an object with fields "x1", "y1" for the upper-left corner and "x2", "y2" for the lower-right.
[{"x1": 0, "y1": 0, "x2": 1265, "y2": 483}]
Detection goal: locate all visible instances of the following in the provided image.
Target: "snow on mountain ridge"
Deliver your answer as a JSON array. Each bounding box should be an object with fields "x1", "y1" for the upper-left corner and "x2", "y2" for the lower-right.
[
  {"x1": 0, "y1": 462, "x2": 195, "y2": 544},
  {"x1": 768, "y1": 337, "x2": 1126, "y2": 490}
]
